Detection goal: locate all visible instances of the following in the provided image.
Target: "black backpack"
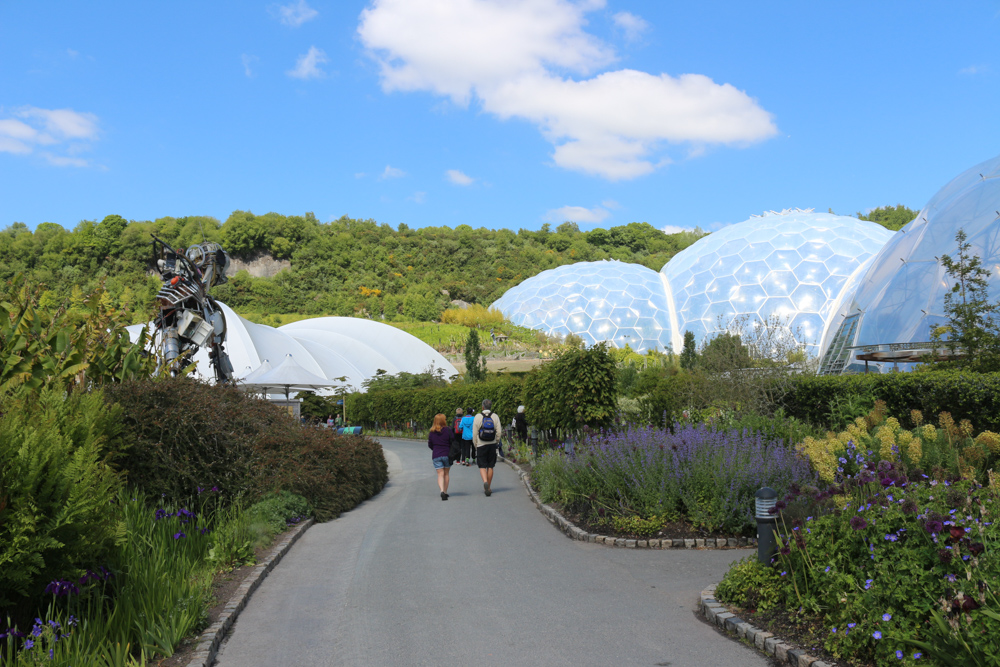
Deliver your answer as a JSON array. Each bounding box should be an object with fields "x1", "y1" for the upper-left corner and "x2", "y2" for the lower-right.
[{"x1": 478, "y1": 411, "x2": 497, "y2": 442}]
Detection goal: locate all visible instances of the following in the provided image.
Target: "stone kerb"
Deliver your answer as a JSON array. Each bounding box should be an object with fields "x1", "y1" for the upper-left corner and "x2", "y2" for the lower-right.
[
  {"x1": 503, "y1": 458, "x2": 756, "y2": 550},
  {"x1": 184, "y1": 518, "x2": 314, "y2": 667},
  {"x1": 699, "y1": 585, "x2": 838, "y2": 667}
]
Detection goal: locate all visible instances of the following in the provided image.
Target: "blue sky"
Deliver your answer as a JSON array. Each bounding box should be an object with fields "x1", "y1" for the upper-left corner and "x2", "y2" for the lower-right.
[{"x1": 2, "y1": 1, "x2": 998, "y2": 234}]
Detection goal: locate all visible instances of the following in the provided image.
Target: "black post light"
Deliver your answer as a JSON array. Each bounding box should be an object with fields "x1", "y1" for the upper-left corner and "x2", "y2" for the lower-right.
[
  {"x1": 755, "y1": 487, "x2": 778, "y2": 565},
  {"x1": 529, "y1": 425, "x2": 539, "y2": 458}
]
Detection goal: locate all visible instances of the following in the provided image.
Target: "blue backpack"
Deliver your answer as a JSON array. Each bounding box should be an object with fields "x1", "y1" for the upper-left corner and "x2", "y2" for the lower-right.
[{"x1": 478, "y1": 411, "x2": 497, "y2": 441}]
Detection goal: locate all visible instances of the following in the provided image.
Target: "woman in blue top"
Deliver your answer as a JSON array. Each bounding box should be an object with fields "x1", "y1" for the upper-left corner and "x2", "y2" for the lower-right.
[
  {"x1": 428, "y1": 414, "x2": 453, "y2": 500},
  {"x1": 459, "y1": 408, "x2": 476, "y2": 466}
]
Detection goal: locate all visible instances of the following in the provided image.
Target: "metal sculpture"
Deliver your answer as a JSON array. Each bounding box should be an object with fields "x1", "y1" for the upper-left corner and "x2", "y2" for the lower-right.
[{"x1": 151, "y1": 235, "x2": 235, "y2": 382}]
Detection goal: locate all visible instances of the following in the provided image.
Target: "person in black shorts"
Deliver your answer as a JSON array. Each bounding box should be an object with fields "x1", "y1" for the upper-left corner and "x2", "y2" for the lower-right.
[{"x1": 472, "y1": 399, "x2": 502, "y2": 496}]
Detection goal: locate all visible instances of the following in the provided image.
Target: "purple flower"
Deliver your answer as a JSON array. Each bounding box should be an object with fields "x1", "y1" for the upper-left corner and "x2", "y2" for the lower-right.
[
  {"x1": 873, "y1": 630, "x2": 882, "y2": 640},
  {"x1": 24, "y1": 639, "x2": 34, "y2": 650},
  {"x1": 865, "y1": 579, "x2": 873, "y2": 590},
  {"x1": 174, "y1": 532, "x2": 186, "y2": 539},
  {"x1": 882, "y1": 613, "x2": 892, "y2": 621},
  {"x1": 896, "y1": 650, "x2": 903, "y2": 659},
  {"x1": 850, "y1": 515, "x2": 868, "y2": 531},
  {"x1": 925, "y1": 520, "x2": 944, "y2": 534}
]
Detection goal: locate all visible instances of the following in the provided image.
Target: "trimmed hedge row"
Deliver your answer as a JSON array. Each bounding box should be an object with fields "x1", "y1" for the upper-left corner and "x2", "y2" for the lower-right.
[
  {"x1": 778, "y1": 370, "x2": 1000, "y2": 432},
  {"x1": 347, "y1": 376, "x2": 526, "y2": 428}
]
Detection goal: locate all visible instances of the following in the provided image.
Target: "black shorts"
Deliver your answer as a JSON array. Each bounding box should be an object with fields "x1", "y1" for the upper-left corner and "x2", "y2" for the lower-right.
[{"x1": 476, "y1": 444, "x2": 498, "y2": 469}]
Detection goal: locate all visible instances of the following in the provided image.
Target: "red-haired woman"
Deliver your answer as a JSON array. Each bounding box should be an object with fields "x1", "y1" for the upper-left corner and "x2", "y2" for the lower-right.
[{"x1": 428, "y1": 413, "x2": 453, "y2": 500}]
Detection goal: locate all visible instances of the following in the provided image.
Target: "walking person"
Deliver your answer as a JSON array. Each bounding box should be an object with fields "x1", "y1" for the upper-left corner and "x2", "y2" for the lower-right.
[
  {"x1": 514, "y1": 405, "x2": 528, "y2": 443},
  {"x1": 450, "y1": 408, "x2": 464, "y2": 466},
  {"x1": 460, "y1": 408, "x2": 475, "y2": 466},
  {"x1": 427, "y1": 414, "x2": 453, "y2": 500},
  {"x1": 473, "y1": 399, "x2": 502, "y2": 496}
]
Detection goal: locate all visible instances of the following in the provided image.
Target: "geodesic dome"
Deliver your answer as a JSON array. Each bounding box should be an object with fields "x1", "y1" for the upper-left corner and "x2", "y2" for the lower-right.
[
  {"x1": 818, "y1": 154, "x2": 1000, "y2": 370},
  {"x1": 660, "y1": 211, "x2": 896, "y2": 356},
  {"x1": 491, "y1": 260, "x2": 673, "y2": 352}
]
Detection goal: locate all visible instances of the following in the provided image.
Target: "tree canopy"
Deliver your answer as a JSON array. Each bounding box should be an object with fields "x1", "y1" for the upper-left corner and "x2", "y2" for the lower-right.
[
  {"x1": 0, "y1": 212, "x2": 706, "y2": 323},
  {"x1": 857, "y1": 204, "x2": 919, "y2": 231}
]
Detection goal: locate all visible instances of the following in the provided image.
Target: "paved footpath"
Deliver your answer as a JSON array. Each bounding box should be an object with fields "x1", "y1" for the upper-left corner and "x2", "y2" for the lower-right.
[{"x1": 215, "y1": 438, "x2": 769, "y2": 667}]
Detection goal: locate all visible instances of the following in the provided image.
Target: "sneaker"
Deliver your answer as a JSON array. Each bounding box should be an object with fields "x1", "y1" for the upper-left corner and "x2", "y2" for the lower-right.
[
  {"x1": 441, "y1": 492, "x2": 448, "y2": 501},
  {"x1": 484, "y1": 482, "x2": 491, "y2": 497}
]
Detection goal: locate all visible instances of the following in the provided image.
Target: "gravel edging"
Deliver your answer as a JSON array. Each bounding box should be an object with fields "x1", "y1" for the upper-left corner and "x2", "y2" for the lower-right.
[
  {"x1": 502, "y1": 458, "x2": 756, "y2": 549},
  {"x1": 699, "y1": 585, "x2": 841, "y2": 667},
  {"x1": 184, "y1": 518, "x2": 315, "y2": 667}
]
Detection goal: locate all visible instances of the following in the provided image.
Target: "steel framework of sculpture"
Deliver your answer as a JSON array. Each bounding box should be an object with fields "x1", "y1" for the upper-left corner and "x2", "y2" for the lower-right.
[{"x1": 151, "y1": 236, "x2": 235, "y2": 382}]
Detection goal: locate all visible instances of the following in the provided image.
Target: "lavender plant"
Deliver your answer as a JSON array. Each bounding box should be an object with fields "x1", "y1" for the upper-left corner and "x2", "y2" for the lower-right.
[{"x1": 532, "y1": 423, "x2": 815, "y2": 534}]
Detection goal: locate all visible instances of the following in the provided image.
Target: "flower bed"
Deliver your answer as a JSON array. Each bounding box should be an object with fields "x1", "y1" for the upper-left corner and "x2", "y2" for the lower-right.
[
  {"x1": 716, "y1": 449, "x2": 1000, "y2": 665},
  {"x1": 531, "y1": 423, "x2": 815, "y2": 536}
]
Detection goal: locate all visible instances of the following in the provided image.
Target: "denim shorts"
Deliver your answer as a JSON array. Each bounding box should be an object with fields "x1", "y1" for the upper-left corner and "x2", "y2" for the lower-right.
[{"x1": 432, "y1": 456, "x2": 451, "y2": 469}]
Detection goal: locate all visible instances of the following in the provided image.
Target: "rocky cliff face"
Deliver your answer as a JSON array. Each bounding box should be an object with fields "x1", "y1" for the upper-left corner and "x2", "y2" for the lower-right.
[{"x1": 226, "y1": 252, "x2": 291, "y2": 279}]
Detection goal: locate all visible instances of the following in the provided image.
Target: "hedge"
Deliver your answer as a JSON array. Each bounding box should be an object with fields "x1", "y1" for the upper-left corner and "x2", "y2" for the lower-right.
[
  {"x1": 779, "y1": 370, "x2": 1000, "y2": 432},
  {"x1": 347, "y1": 376, "x2": 526, "y2": 429}
]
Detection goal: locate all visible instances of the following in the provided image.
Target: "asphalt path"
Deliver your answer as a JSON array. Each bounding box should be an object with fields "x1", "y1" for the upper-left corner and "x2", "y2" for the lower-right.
[{"x1": 215, "y1": 438, "x2": 769, "y2": 667}]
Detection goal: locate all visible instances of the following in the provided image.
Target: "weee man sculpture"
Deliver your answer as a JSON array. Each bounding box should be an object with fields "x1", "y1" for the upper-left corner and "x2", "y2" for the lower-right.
[{"x1": 151, "y1": 235, "x2": 235, "y2": 382}]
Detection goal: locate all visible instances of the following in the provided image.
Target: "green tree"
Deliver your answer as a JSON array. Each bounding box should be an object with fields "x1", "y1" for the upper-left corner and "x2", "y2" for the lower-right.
[
  {"x1": 92, "y1": 214, "x2": 129, "y2": 257},
  {"x1": 524, "y1": 343, "x2": 619, "y2": 430},
  {"x1": 857, "y1": 204, "x2": 919, "y2": 231},
  {"x1": 464, "y1": 329, "x2": 488, "y2": 383},
  {"x1": 700, "y1": 331, "x2": 752, "y2": 371},
  {"x1": 932, "y1": 229, "x2": 1000, "y2": 371},
  {"x1": 680, "y1": 330, "x2": 698, "y2": 370}
]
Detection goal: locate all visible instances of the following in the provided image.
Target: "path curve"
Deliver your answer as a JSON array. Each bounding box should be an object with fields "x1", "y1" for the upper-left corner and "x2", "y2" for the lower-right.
[{"x1": 215, "y1": 439, "x2": 768, "y2": 667}]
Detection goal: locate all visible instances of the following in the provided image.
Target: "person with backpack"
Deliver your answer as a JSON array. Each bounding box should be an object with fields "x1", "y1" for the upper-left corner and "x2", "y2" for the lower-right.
[
  {"x1": 472, "y1": 399, "x2": 502, "y2": 496},
  {"x1": 450, "y1": 408, "x2": 464, "y2": 466},
  {"x1": 459, "y1": 408, "x2": 475, "y2": 466}
]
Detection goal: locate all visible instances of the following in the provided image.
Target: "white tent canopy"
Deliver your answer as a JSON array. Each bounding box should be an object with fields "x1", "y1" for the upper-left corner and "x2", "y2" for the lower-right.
[
  {"x1": 241, "y1": 353, "x2": 336, "y2": 399},
  {"x1": 125, "y1": 304, "x2": 458, "y2": 393}
]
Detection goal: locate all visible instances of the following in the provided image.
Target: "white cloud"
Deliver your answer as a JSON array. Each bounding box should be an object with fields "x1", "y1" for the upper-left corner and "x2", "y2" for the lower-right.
[
  {"x1": 959, "y1": 65, "x2": 989, "y2": 75},
  {"x1": 410, "y1": 191, "x2": 427, "y2": 203},
  {"x1": 446, "y1": 169, "x2": 474, "y2": 185},
  {"x1": 601, "y1": 199, "x2": 620, "y2": 209},
  {"x1": 0, "y1": 107, "x2": 98, "y2": 166},
  {"x1": 42, "y1": 153, "x2": 89, "y2": 168},
  {"x1": 612, "y1": 11, "x2": 649, "y2": 41},
  {"x1": 287, "y1": 46, "x2": 328, "y2": 79},
  {"x1": 242, "y1": 54, "x2": 258, "y2": 77},
  {"x1": 273, "y1": 0, "x2": 319, "y2": 27},
  {"x1": 67, "y1": 48, "x2": 79, "y2": 58},
  {"x1": 544, "y1": 204, "x2": 610, "y2": 224},
  {"x1": 660, "y1": 224, "x2": 695, "y2": 235},
  {"x1": 358, "y1": 0, "x2": 776, "y2": 180},
  {"x1": 380, "y1": 164, "x2": 406, "y2": 179}
]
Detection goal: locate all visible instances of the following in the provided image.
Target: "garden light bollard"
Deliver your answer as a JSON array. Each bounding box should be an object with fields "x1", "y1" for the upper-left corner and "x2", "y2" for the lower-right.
[
  {"x1": 529, "y1": 425, "x2": 539, "y2": 457},
  {"x1": 755, "y1": 487, "x2": 778, "y2": 565}
]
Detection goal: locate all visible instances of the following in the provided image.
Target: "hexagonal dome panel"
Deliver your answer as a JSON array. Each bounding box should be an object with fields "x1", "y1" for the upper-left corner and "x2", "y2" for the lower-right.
[
  {"x1": 660, "y1": 210, "x2": 895, "y2": 356},
  {"x1": 491, "y1": 260, "x2": 674, "y2": 352},
  {"x1": 844, "y1": 154, "x2": 1000, "y2": 349}
]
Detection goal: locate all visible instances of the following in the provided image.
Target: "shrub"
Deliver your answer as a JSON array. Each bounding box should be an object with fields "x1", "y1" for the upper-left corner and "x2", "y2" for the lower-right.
[
  {"x1": 797, "y1": 401, "x2": 999, "y2": 484},
  {"x1": 439, "y1": 304, "x2": 505, "y2": 328},
  {"x1": 105, "y1": 377, "x2": 282, "y2": 506},
  {"x1": 256, "y1": 429, "x2": 388, "y2": 522},
  {"x1": 715, "y1": 556, "x2": 782, "y2": 611},
  {"x1": 0, "y1": 388, "x2": 123, "y2": 607}
]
